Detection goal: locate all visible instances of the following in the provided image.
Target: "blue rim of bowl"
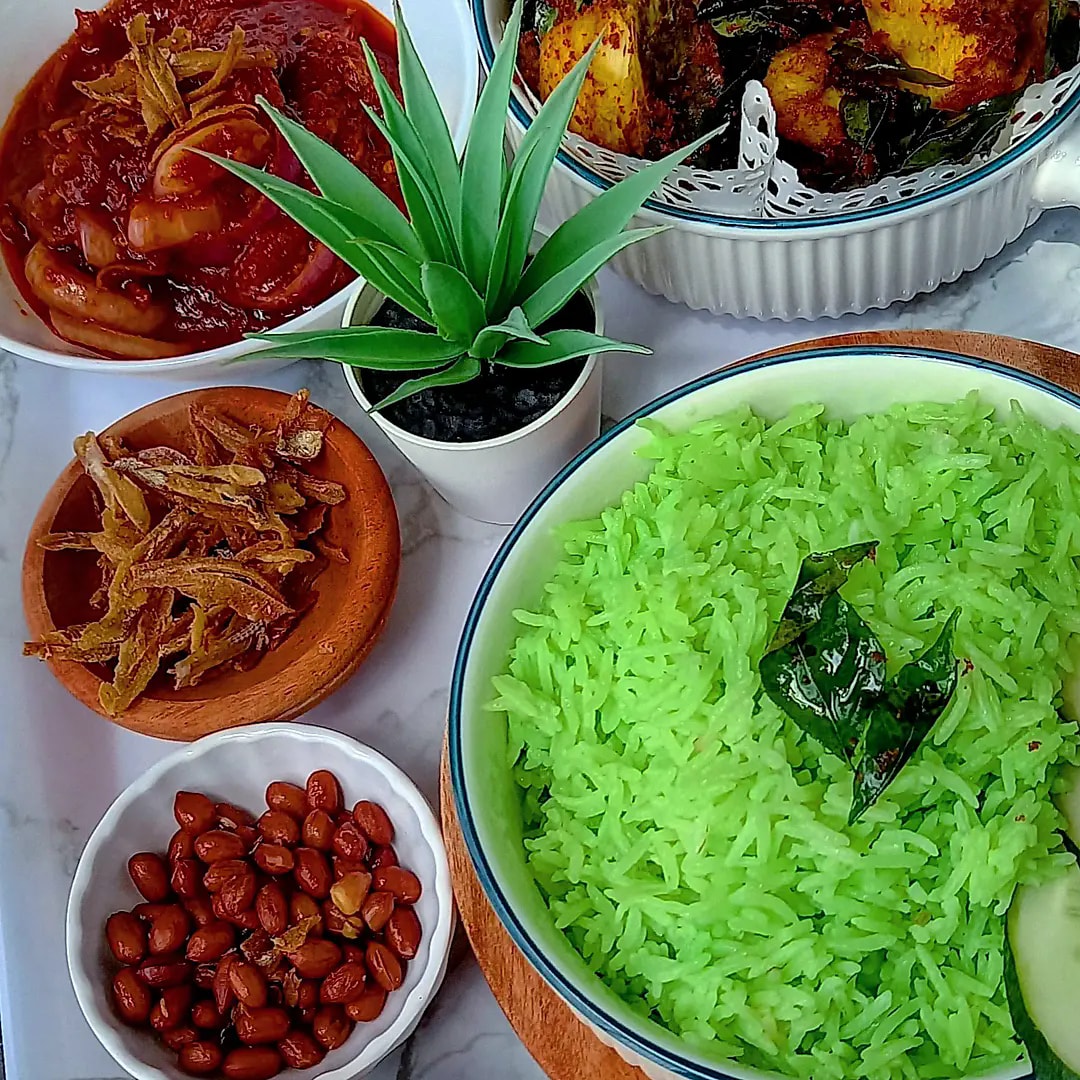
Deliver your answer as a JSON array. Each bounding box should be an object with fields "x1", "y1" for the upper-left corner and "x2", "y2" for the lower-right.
[
  {"x1": 470, "y1": 0, "x2": 1080, "y2": 231},
  {"x1": 448, "y1": 344, "x2": 1059, "y2": 1080}
]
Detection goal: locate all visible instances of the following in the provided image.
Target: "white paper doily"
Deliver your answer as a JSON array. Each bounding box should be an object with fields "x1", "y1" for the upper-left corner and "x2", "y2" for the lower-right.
[{"x1": 520, "y1": 63, "x2": 1080, "y2": 219}]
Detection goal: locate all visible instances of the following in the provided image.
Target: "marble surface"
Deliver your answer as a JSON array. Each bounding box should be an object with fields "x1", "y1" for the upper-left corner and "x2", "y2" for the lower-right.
[{"x1": 3, "y1": 208, "x2": 1080, "y2": 1080}]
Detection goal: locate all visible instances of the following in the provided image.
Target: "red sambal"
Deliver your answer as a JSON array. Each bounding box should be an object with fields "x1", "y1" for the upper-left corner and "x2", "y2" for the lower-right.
[{"x1": 0, "y1": 0, "x2": 401, "y2": 358}]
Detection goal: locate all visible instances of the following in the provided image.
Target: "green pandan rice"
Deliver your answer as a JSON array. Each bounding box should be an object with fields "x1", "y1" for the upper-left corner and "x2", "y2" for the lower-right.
[{"x1": 489, "y1": 394, "x2": 1080, "y2": 1080}]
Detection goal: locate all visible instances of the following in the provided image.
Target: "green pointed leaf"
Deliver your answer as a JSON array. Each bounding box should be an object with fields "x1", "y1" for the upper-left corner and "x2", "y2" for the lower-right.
[
  {"x1": 368, "y1": 355, "x2": 481, "y2": 410},
  {"x1": 494, "y1": 329, "x2": 648, "y2": 368},
  {"x1": 203, "y1": 153, "x2": 382, "y2": 261},
  {"x1": 420, "y1": 262, "x2": 486, "y2": 343},
  {"x1": 254, "y1": 95, "x2": 421, "y2": 259},
  {"x1": 760, "y1": 591, "x2": 886, "y2": 765},
  {"x1": 391, "y1": 0, "x2": 462, "y2": 225},
  {"x1": 765, "y1": 541, "x2": 879, "y2": 654},
  {"x1": 849, "y1": 611, "x2": 959, "y2": 824},
  {"x1": 459, "y1": 0, "x2": 521, "y2": 290},
  {"x1": 519, "y1": 226, "x2": 666, "y2": 327},
  {"x1": 247, "y1": 326, "x2": 462, "y2": 367},
  {"x1": 471, "y1": 306, "x2": 547, "y2": 359},
  {"x1": 205, "y1": 151, "x2": 433, "y2": 319},
  {"x1": 517, "y1": 131, "x2": 713, "y2": 300},
  {"x1": 360, "y1": 43, "x2": 459, "y2": 263},
  {"x1": 485, "y1": 36, "x2": 602, "y2": 311},
  {"x1": 352, "y1": 241, "x2": 432, "y2": 323}
]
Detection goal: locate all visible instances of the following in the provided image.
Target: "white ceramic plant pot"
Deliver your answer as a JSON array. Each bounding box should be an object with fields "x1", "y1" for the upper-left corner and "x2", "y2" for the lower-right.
[{"x1": 341, "y1": 280, "x2": 604, "y2": 526}]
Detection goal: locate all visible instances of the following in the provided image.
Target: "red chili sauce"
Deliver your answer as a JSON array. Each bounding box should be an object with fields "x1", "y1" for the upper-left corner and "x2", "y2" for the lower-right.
[{"x1": 0, "y1": 0, "x2": 401, "y2": 358}]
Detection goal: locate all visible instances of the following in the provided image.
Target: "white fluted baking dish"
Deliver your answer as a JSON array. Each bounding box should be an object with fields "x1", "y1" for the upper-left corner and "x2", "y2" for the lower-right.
[{"x1": 474, "y1": 0, "x2": 1080, "y2": 321}]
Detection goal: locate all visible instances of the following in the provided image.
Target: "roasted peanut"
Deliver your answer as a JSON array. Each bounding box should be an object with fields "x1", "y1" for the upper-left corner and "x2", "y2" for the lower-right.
[
  {"x1": 128, "y1": 852, "x2": 170, "y2": 902},
  {"x1": 278, "y1": 1028, "x2": 325, "y2": 1069},
  {"x1": 331, "y1": 820, "x2": 368, "y2": 861},
  {"x1": 319, "y1": 961, "x2": 368, "y2": 1004},
  {"x1": 191, "y1": 998, "x2": 223, "y2": 1029},
  {"x1": 305, "y1": 770, "x2": 342, "y2": 814},
  {"x1": 373, "y1": 865, "x2": 422, "y2": 904},
  {"x1": 266, "y1": 781, "x2": 307, "y2": 819},
  {"x1": 386, "y1": 906, "x2": 422, "y2": 960},
  {"x1": 345, "y1": 985, "x2": 387, "y2": 1023},
  {"x1": 218, "y1": 867, "x2": 257, "y2": 917},
  {"x1": 184, "y1": 894, "x2": 217, "y2": 928},
  {"x1": 133, "y1": 901, "x2": 174, "y2": 922},
  {"x1": 229, "y1": 959, "x2": 269, "y2": 1008},
  {"x1": 296, "y1": 979, "x2": 318, "y2": 1012},
  {"x1": 235, "y1": 824, "x2": 259, "y2": 851},
  {"x1": 214, "y1": 894, "x2": 260, "y2": 930},
  {"x1": 322, "y1": 900, "x2": 349, "y2": 935},
  {"x1": 193, "y1": 963, "x2": 217, "y2": 991},
  {"x1": 213, "y1": 954, "x2": 237, "y2": 1014},
  {"x1": 222, "y1": 1046, "x2": 283, "y2": 1080},
  {"x1": 150, "y1": 984, "x2": 192, "y2": 1031},
  {"x1": 178, "y1": 1039, "x2": 223, "y2": 1076},
  {"x1": 168, "y1": 829, "x2": 196, "y2": 863},
  {"x1": 361, "y1": 890, "x2": 394, "y2": 933},
  {"x1": 329, "y1": 870, "x2": 372, "y2": 917},
  {"x1": 257, "y1": 810, "x2": 300, "y2": 847},
  {"x1": 162, "y1": 1025, "x2": 200, "y2": 1050},
  {"x1": 332, "y1": 855, "x2": 367, "y2": 880},
  {"x1": 370, "y1": 845, "x2": 398, "y2": 871},
  {"x1": 256, "y1": 882, "x2": 289, "y2": 935},
  {"x1": 147, "y1": 905, "x2": 191, "y2": 955},
  {"x1": 312, "y1": 1005, "x2": 352, "y2": 1051},
  {"x1": 170, "y1": 857, "x2": 203, "y2": 900},
  {"x1": 293, "y1": 847, "x2": 331, "y2": 898},
  {"x1": 352, "y1": 801, "x2": 394, "y2": 846},
  {"x1": 106, "y1": 911, "x2": 146, "y2": 965},
  {"x1": 366, "y1": 941, "x2": 403, "y2": 991},
  {"x1": 289, "y1": 892, "x2": 324, "y2": 934},
  {"x1": 186, "y1": 920, "x2": 235, "y2": 963},
  {"x1": 286, "y1": 938, "x2": 341, "y2": 979},
  {"x1": 215, "y1": 801, "x2": 255, "y2": 829},
  {"x1": 203, "y1": 858, "x2": 247, "y2": 893},
  {"x1": 175, "y1": 791, "x2": 217, "y2": 833},
  {"x1": 194, "y1": 829, "x2": 246, "y2": 864},
  {"x1": 112, "y1": 967, "x2": 152, "y2": 1024},
  {"x1": 235, "y1": 1004, "x2": 290, "y2": 1045},
  {"x1": 301, "y1": 809, "x2": 334, "y2": 851},
  {"x1": 137, "y1": 957, "x2": 192, "y2": 988},
  {"x1": 342, "y1": 943, "x2": 366, "y2": 965},
  {"x1": 253, "y1": 842, "x2": 295, "y2": 876}
]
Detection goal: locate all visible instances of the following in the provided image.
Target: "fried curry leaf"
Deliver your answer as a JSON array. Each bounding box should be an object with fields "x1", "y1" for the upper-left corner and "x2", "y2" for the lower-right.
[
  {"x1": 841, "y1": 97, "x2": 883, "y2": 147},
  {"x1": 1048, "y1": 0, "x2": 1080, "y2": 73},
  {"x1": 901, "y1": 90, "x2": 1022, "y2": 170},
  {"x1": 849, "y1": 611, "x2": 959, "y2": 823},
  {"x1": 760, "y1": 590, "x2": 887, "y2": 764},
  {"x1": 764, "y1": 540, "x2": 878, "y2": 654},
  {"x1": 831, "y1": 39, "x2": 952, "y2": 88},
  {"x1": 699, "y1": 0, "x2": 825, "y2": 40}
]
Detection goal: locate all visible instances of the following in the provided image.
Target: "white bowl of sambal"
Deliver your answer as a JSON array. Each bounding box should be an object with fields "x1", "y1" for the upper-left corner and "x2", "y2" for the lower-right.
[{"x1": 0, "y1": 0, "x2": 477, "y2": 373}]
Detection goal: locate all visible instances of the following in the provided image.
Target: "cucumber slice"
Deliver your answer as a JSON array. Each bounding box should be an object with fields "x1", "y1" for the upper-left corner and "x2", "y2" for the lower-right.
[
  {"x1": 1007, "y1": 861, "x2": 1080, "y2": 1079},
  {"x1": 1054, "y1": 764, "x2": 1080, "y2": 847}
]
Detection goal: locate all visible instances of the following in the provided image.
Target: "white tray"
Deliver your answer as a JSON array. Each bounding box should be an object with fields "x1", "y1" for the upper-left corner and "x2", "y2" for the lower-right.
[{"x1": 3, "y1": 235, "x2": 1080, "y2": 1079}]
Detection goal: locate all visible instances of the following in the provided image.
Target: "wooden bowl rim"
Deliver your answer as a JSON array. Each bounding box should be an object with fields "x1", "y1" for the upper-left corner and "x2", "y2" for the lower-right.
[{"x1": 21, "y1": 386, "x2": 400, "y2": 740}]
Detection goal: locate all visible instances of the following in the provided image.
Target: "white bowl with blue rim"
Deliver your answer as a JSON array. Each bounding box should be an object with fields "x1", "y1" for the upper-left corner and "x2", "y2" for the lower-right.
[
  {"x1": 446, "y1": 344, "x2": 1073, "y2": 1079},
  {"x1": 473, "y1": 0, "x2": 1080, "y2": 320}
]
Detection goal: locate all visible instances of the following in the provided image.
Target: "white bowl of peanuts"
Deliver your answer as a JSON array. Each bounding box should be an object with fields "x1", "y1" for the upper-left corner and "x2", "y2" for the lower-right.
[{"x1": 66, "y1": 723, "x2": 454, "y2": 1080}]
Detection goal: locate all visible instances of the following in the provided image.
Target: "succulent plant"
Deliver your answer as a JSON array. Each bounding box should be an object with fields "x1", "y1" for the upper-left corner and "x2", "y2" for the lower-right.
[{"x1": 209, "y1": 0, "x2": 708, "y2": 409}]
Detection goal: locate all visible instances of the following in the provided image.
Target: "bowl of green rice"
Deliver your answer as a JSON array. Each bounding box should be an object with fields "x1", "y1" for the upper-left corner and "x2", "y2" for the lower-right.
[{"x1": 448, "y1": 344, "x2": 1080, "y2": 1080}]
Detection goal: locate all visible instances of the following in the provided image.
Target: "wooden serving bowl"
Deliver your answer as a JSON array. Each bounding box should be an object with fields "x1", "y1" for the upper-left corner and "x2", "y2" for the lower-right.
[{"x1": 22, "y1": 387, "x2": 400, "y2": 740}]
